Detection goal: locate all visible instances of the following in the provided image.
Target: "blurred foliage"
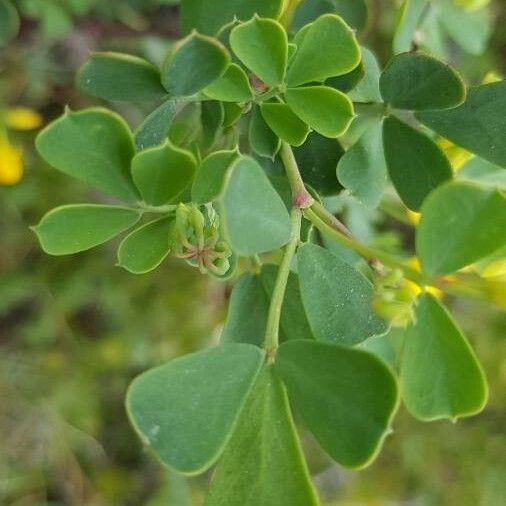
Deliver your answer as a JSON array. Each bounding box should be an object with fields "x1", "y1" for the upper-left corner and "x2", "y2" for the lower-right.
[{"x1": 0, "y1": 0, "x2": 505, "y2": 504}]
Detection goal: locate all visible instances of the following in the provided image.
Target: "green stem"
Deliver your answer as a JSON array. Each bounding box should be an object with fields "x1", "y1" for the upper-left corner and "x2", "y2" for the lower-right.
[
  {"x1": 137, "y1": 203, "x2": 177, "y2": 214},
  {"x1": 304, "y1": 206, "x2": 429, "y2": 285},
  {"x1": 263, "y1": 208, "x2": 302, "y2": 358},
  {"x1": 279, "y1": 142, "x2": 314, "y2": 208}
]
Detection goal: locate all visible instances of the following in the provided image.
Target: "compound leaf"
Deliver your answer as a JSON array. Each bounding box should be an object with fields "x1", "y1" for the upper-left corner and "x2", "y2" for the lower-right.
[
  {"x1": 401, "y1": 293, "x2": 488, "y2": 420},
  {"x1": 126, "y1": 344, "x2": 264, "y2": 474},
  {"x1": 416, "y1": 181, "x2": 506, "y2": 275},
  {"x1": 277, "y1": 340, "x2": 399, "y2": 468},
  {"x1": 32, "y1": 204, "x2": 141, "y2": 255},
  {"x1": 298, "y1": 243, "x2": 388, "y2": 345},
  {"x1": 205, "y1": 366, "x2": 318, "y2": 506},
  {"x1": 383, "y1": 115, "x2": 452, "y2": 211}
]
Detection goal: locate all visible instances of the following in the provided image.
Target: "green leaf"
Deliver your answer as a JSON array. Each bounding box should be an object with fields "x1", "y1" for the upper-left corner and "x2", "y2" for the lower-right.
[
  {"x1": 326, "y1": 60, "x2": 364, "y2": 93},
  {"x1": 181, "y1": 0, "x2": 284, "y2": 36},
  {"x1": 276, "y1": 340, "x2": 399, "y2": 468},
  {"x1": 249, "y1": 105, "x2": 281, "y2": 159},
  {"x1": 205, "y1": 366, "x2": 319, "y2": 506},
  {"x1": 223, "y1": 102, "x2": 244, "y2": 127},
  {"x1": 415, "y1": 82, "x2": 506, "y2": 168},
  {"x1": 230, "y1": 17, "x2": 287, "y2": 87},
  {"x1": 337, "y1": 119, "x2": 387, "y2": 208},
  {"x1": 287, "y1": 14, "x2": 360, "y2": 87},
  {"x1": 135, "y1": 100, "x2": 177, "y2": 151},
  {"x1": 203, "y1": 63, "x2": 252, "y2": 102},
  {"x1": 438, "y1": 1, "x2": 491, "y2": 55},
  {"x1": 32, "y1": 205, "x2": 141, "y2": 255},
  {"x1": 392, "y1": 0, "x2": 428, "y2": 53},
  {"x1": 0, "y1": 0, "x2": 19, "y2": 46},
  {"x1": 348, "y1": 46, "x2": 382, "y2": 103},
  {"x1": 380, "y1": 52, "x2": 465, "y2": 111},
  {"x1": 220, "y1": 157, "x2": 291, "y2": 255},
  {"x1": 459, "y1": 157, "x2": 506, "y2": 190},
  {"x1": 221, "y1": 265, "x2": 312, "y2": 347},
  {"x1": 293, "y1": 132, "x2": 344, "y2": 196},
  {"x1": 401, "y1": 293, "x2": 488, "y2": 421},
  {"x1": 77, "y1": 52, "x2": 166, "y2": 102},
  {"x1": 36, "y1": 108, "x2": 138, "y2": 203},
  {"x1": 416, "y1": 181, "x2": 506, "y2": 275},
  {"x1": 200, "y1": 100, "x2": 224, "y2": 150},
  {"x1": 126, "y1": 344, "x2": 263, "y2": 474},
  {"x1": 332, "y1": 0, "x2": 368, "y2": 30},
  {"x1": 191, "y1": 150, "x2": 239, "y2": 204},
  {"x1": 298, "y1": 243, "x2": 388, "y2": 345},
  {"x1": 117, "y1": 217, "x2": 174, "y2": 274},
  {"x1": 131, "y1": 140, "x2": 197, "y2": 206},
  {"x1": 260, "y1": 103, "x2": 310, "y2": 147},
  {"x1": 383, "y1": 116, "x2": 453, "y2": 211},
  {"x1": 161, "y1": 33, "x2": 230, "y2": 96},
  {"x1": 286, "y1": 86, "x2": 354, "y2": 138}
]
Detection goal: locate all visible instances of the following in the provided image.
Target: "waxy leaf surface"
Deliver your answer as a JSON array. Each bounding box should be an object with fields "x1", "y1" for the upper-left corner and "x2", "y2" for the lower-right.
[
  {"x1": 33, "y1": 205, "x2": 141, "y2": 255},
  {"x1": 205, "y1": 366, "x2": 318, "y2": 506},
  {"x1": 181, "y1": 0, "x2": 284, "y2": 36},
  {"x1": 287, "y1": 14, "x2": 360, "y2": 86},
  {"x1": 161, "y1": 33, "x2": 230, "y2": 96},
  {"x1": 126, "y1": 344, "x2": 264, "y2": 474},
  {"x1": 383, "y1": 116, "x2": 452, "y2": 211},
  {"x1": 416, "y1": 81, "x2": 506, "y2": 168},
  {"x1": 135, "y1": 100, "x2": 177, "y2": 151},
  {"x1": 401, "y1": 293, "x2": 488, "y2": 420},
  {"x1": 203, "y1": 63, "x2": 252, "y2": 102},
  {"x1": 260, "y1": 102, "x2": 310, "y2": 146},
  {"x1": 221, "y1": 265, "x2": 312, "y2": 347},
  {"x1": 131, "y1": 141, "x2": 196, "y2": 206},
  {"x1": 338, "y1": 119, "x2": 387, "y2": 208},
  {"x1": 298, "y1": 243, "x2": 388, "y2": 345},
  {"x1": 277, "y1": 340, "x2": 399, "y2": 468},
  {"x1": 286, "y1": 86, "x2": 354, "y2": 138},
  {"x1": 117, "y1": 217, "x2": 173, "y2": 274},
  {"x1": 416, "y1": 182, "x2": 506, "y2": 275},
  {"x1": 380, "y1": 52, "x2": 465, "y2": 110},
  {"x1": 230, "y1": 17, "x2": 287, "y2": 87},
  {"x1": 36, "y1": 108, "x2": 138, "y2": 202},
  {"x1": 78, "y1": 52, "x2": 166, "y2": 102},
  {"x1": 220, "y1": 157, "x2": 291, "y2": 255}
]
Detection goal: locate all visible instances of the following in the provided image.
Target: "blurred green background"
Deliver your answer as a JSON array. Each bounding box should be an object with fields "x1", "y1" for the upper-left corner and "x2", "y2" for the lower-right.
[{"x1": 1, "y1": 1, "x2": 505, "y2": 504}]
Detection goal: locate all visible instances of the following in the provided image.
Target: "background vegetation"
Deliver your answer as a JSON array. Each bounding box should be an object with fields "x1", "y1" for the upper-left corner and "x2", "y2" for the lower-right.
[{"x1": 1, "y1": 0, "x2": 505, "y2": 504}]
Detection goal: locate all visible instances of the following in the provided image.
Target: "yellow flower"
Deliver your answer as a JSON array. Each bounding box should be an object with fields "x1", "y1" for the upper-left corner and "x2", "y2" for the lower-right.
[
  {"x1": 4, "y1": 107, "x2": 43, "y2": 131},
  {"x1": 404, "y1": 257, "x2": 443, "y2": 299},
  {"x1": 0, "y1": 136, "x2": 23, "y2": 185}
]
